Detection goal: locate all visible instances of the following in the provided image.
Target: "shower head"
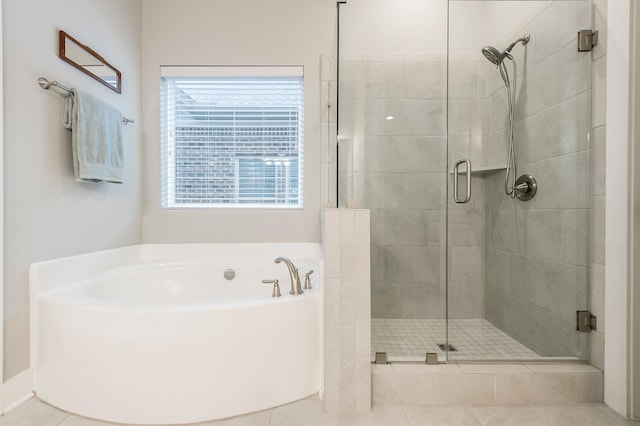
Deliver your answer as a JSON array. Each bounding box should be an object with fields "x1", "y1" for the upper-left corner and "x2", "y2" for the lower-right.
[
  {"x1": 481, "y1": 46, "x2": 505, "y2": 66},
  {"x1": 481, "y1": 33, "x2": 531, "y2": 66}
]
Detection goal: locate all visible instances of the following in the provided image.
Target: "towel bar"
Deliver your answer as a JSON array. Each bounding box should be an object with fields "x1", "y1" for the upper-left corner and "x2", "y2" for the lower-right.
[{"x1": 38, "y1": 77, "x2": 134, "y2": 125}]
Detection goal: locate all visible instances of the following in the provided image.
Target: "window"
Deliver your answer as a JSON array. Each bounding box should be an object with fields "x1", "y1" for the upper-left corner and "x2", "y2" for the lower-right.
[{"x1": 161, "y1": 66, "x2": 304, "y2": 208}]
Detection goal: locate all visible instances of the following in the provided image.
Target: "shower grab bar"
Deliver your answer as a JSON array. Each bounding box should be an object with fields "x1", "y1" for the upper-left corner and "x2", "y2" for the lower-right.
[
  {"x1": 38, "y1": 77, "x2": 134, "y2": 125},
  {"x1": 453, "y1": 158, "x2": 471, "y2": 203}
]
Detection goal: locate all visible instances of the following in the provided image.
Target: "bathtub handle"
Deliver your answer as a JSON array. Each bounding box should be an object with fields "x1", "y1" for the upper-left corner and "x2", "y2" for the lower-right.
[
  {"x1": 304, "y1": 270, "x2": 314, "y2": 290},
  {"x1": 262, "y1": 279, "x2": 282, "y2": 298}
]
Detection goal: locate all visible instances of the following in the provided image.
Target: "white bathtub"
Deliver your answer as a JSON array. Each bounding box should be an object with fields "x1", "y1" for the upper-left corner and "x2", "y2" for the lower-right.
[{"x1": 30, "y1": 243, "x2": 323, "y2": 425}]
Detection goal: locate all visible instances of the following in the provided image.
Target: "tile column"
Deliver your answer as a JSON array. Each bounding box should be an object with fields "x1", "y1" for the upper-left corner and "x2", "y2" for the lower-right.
[{"x1": 322, "y1": 209, "x2": 371, "y2": 413}]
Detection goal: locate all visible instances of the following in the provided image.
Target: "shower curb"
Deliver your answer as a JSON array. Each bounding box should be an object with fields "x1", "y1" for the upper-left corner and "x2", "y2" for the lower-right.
[{"x1": 372, "y1": 363, "x2": 603, "y2": 406}]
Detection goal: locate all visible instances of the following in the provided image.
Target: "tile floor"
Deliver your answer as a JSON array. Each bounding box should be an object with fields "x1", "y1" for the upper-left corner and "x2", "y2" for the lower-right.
[
  {"x1": 0, "y1": 395, "x2": 637, "y2": 426},
  {"x1": 372, "y1": 319, "x2": 540, "y2": 360}
]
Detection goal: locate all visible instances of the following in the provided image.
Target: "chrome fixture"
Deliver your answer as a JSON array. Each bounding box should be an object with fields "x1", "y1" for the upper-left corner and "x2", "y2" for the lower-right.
[
  {"x1": 481, "y1": 34, "x2": 536, "y2": 201},
  {"x1": 437, "y1": 343, "x2": 458, "y2": 352},
  {"x1": 223, "y1": 269, "x2": 235, "y2": 280},
  {"x1": 375, "y1": 352, "x2": 388, "y2": 365},
  {"x1": 577, "y1": 310, "x2": 597, "y2": 332},
  {"x1": 38, "y1": 77, "x2": 134, "y2": 125},
  {"x1": 304, "y1": 270, "x2": 314, "y2": 290},
  {"x1": 426, "y1": 353, "x2": 438, "y2": 365},
  {"x1": 480, "y1": 45, "x2": 505, "y2": 67},
  {"x1": 262, "y1": 279, "x2": 282, "y2": 298},
  {"x1": 513, "y1": 174, "x2": 537, "y2": 201},
  {"x1": 274, "y1": 257, "x2": 303, "y2": 295},
  {"x1": 578, "y1": 29, "x2": 598, "y2": 52},
  {"x1": 453, "y1": 159, "x2": 472, "y2": 203},
  {"x1": 481, "y1": 34, "x2": 530, "y2": 67}
]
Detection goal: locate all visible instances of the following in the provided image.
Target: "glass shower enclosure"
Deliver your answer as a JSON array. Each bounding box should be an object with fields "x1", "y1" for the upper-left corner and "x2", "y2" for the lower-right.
[{"x1": 336, "y1": 0, "x2": 591, "y2": 362}]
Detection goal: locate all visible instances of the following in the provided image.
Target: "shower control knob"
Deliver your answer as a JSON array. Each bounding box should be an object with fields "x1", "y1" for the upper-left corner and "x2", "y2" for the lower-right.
[{"x1": 514, "y1": 174, "x2": 537, "y2": 201}]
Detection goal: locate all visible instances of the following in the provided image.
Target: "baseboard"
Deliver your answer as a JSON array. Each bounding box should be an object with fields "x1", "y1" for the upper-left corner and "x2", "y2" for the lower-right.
[{"x1": 3, "y1": 368, "x2": 34, "y2": 413}]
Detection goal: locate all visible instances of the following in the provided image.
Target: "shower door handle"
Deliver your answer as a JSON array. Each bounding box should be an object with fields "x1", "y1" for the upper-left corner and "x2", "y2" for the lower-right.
[{"x1": 453, "y1": 159, "x2": 471, "y2": 203}]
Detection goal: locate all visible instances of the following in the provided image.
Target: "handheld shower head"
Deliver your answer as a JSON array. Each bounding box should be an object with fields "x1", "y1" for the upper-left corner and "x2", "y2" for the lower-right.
[
  {"x1": 481, "y1": 46, "x2": 505, "y2": 66},
  {"x1": 480, "y1": 34, "x2": 532, "y2": 200},
  {"x1": 481, "y1": 34, "x2": 531, "y2": 66}
]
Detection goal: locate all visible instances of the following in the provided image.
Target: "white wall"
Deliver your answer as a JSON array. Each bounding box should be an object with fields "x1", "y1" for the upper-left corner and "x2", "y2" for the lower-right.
[
  {"x1": 0, "y1": 1, "x2": 4, "y2": 407},
  {"x1": 141, "y1": 0, "x2": 334, "y2": 244},
  {"x1": 631, "y1": 2, "x2": 640, "y2": 418},
  {"x1": 339, "y1": 0, "x2": 447, "y2": 55},
  {"x1": 3, "y1": 0, "x2": 143, "y2": 380},
  {"x1": 605, "y1": 0, "x2": 631, "y2": 416}
]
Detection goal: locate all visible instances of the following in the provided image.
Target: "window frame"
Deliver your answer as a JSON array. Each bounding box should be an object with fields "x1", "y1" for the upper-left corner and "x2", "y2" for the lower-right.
[{"x1": 160, "y1": 66, "x2": 305, "y2": 210}]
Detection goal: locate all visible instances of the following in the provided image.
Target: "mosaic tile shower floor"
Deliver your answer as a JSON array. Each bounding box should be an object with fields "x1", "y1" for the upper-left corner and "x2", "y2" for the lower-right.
[{"x1": 372, "y1": 318, "x2": 541, "y2": 360}]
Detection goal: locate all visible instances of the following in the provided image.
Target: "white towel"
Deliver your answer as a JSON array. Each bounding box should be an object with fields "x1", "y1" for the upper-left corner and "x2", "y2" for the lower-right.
[{"x1": 63, "y1": 89, "x2": 124, "y2": 183}]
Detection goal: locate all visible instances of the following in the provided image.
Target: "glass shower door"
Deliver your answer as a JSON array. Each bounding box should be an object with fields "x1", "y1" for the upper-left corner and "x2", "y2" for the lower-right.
[
  {"x1": 337, "y1": 0, "x2": 591, "y2": 363},
  {"x1": 337, "y1": 0, "x2": 449, "y2": 362},
  {"x1": 446, "y1": 0, "x2": 591, "y2": 360}
]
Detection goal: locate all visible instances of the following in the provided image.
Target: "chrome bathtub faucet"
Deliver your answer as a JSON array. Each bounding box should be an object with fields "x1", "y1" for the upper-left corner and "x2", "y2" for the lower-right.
[{"x1": 274, "y1": 257, "x2": 303, "y2": 295}]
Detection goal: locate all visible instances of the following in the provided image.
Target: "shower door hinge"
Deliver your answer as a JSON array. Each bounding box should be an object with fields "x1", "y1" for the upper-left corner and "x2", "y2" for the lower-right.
[
  {"x1": 577, "y1": 310, "x2": 597, "y2": 332},
  {"x1": 426, "y1": 353, "x2": 438, "y2": 365},
  {"x1": 374, "y1": 352, "x2": 388, "y2": 364},
  {"x1": 578, "y1": 30, "x2": 598, "y2": 52}
]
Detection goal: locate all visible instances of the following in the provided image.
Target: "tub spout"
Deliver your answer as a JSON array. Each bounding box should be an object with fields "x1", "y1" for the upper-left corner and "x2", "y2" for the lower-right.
[{"x1": 274, "y1": 257, "x2": 303, "y2": 295}]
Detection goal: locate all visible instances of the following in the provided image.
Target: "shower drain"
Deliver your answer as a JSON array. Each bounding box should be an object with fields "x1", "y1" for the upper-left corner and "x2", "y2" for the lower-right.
[{"x1": 437, "y1": 343, "x2": 458, "y2": 352}]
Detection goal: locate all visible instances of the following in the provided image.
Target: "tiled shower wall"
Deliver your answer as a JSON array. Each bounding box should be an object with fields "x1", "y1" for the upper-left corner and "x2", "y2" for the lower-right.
[{"x1": 482, "y1": 1, "x2": 591, "y2": 358}]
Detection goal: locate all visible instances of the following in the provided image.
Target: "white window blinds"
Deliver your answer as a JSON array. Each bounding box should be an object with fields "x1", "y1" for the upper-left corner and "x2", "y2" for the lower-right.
[{"x1": 160, "y1": 66, "x2": 304, "y2": 208}]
